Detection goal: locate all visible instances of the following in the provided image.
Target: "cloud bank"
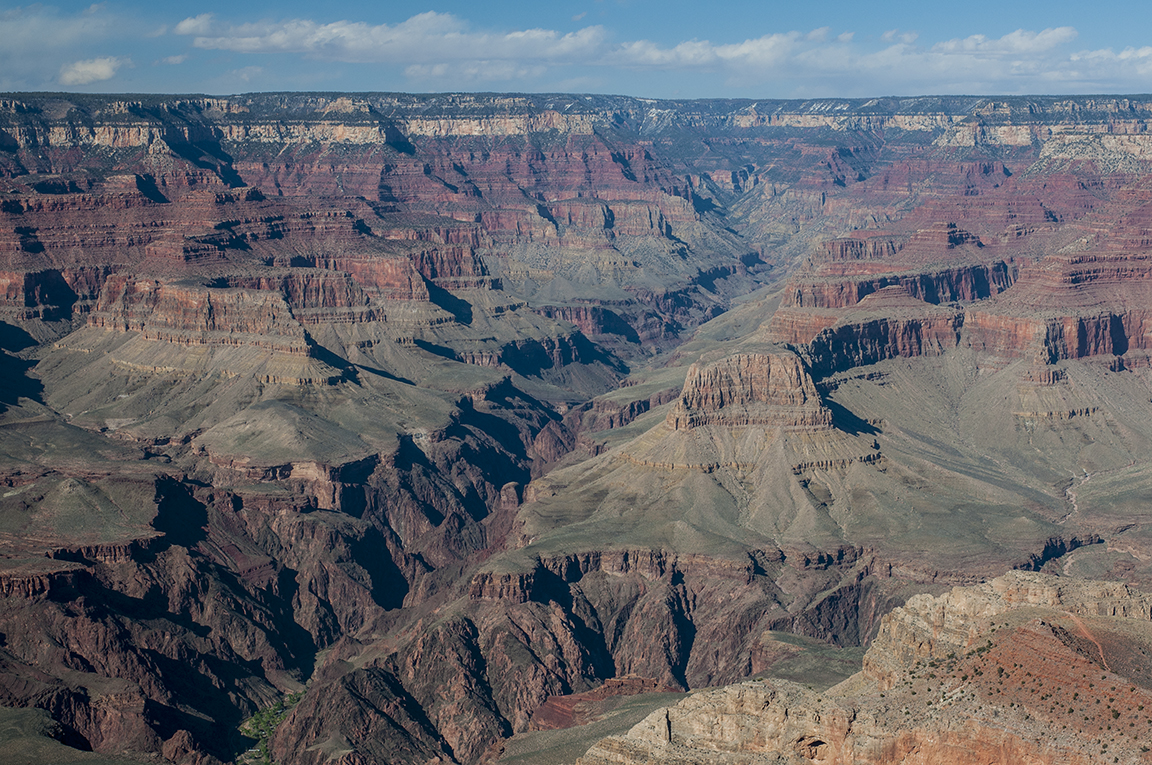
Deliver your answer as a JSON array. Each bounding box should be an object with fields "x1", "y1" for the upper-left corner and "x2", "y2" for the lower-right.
[
  {"x1": 60, "y1": 56, "x2": 129, "y2": 85},
  {"x1": 170, "y1": 12, "x2": 1152, "y2": 95},
  {"x1": 0, "y1": 5, "x2": 1149, "y2": 96}
]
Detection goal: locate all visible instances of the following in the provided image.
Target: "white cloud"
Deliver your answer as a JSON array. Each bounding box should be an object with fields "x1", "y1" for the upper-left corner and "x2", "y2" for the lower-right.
[
  {"x1": 174, "y1": 14, "x2": 215, "y2": 35},
  {"x1": 714, "y1": 33, "x2": 802, "y2": 67},
  {"x1": 1118, "y1": 46, "x2": 1152, "y2": 61},
  {"x1": 0, "y1": 5, "x2": 154, "y2": 90},
  {"x1": 8, "y1": 6, "x2": 1125, "y2": 97},
  {"x1": 0, "y1": 6, "x2": 112, "y2": 54},
  {"x1": 932, "y1": 27, "x2": 1076, "y2": 55},
  {"x1": 186, "y1": 12, "x2": 607, "y2": 66},
  {"x1": 59, "y1": 56, "x2": 128, "y2": 85},
  {"x1": 615, "y1": 39, "x2": 719, "y2": 67},
  {"x1": 598, "y1": 25, "x2": 1147, "y2": 96},
  {"x1": 1072, "y1": 46, "x2": 1152, "y2": 77}
]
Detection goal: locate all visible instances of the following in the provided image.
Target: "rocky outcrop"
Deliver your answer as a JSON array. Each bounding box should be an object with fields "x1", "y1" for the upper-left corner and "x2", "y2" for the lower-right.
[
  {"x1": 862, "y1": 569, "x2": 1152, "y2": 685},
  {"x1": 0, "y1": 379, "x2": 570, "y2": 763},
  {"x1": 530, "y1": 305, "x2": 640, "y2": 343},
  {"x1": 275, "y1": 542, "x2": 921, "y2": 765},
  {"x1": 667, "y1": 353, "x2": 831, "y2": 430},
  {"x1": 0, "y1": 267, "x2": 109, "y2": 321},
  {"x1": 0, "y1": 94, "x2": 759, "y2": 358},
  {"x1": 817, "y1": 235, "x2": 904, "y2": 264},
  {"x1": 528, "y1": 675, "x2": 680, "y2": 731},
  {"x1": 87, "y1": 275, "x2": 315, "y2": 367},
  {"x1": 564, "y1": 386, "x2": 681, "y2": 436},
  {"x1": 774, "y1": 244, "x2": 1152, "y2": 375},
  {"x1": 578, "y1": 572, "x2": 1152, "y2": 765}
]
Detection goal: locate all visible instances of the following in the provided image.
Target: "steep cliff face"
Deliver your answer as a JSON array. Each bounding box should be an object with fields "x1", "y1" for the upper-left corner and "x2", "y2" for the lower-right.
[
  {"x1": 90, "y1": 276, "x2": 310, "y2": 349},
  {"x1": 667, "y1": 352, "x2": 832, "y2": 430},
  {"x1": 862, "y1": 570, "x2": 1152, "y2": 684},
  {"x1": 805, "y1": 292, "x2": 965, "y2": 374},
  {"x1": 0, "y1": 474, "x2": 306, "y2": 762},
  {"x1": 271, "y1": 544, "x2": 910, "y2": 765},
  {"x1": 779, "y1": 261, "x2": 1014, "y2": 312},
  {"x1": 776, "y1": 247, "x2": 1152, "y2": 375},
  {"x1": 0, "y1": 100, "x2": 756, "y2": 361}
]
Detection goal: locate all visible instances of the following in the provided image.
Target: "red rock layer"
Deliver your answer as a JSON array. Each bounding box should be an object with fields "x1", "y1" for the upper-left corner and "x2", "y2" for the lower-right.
[
  {"x1": 778, "y1": 261, "x2": 1015, "y2": 312},
  {"x1": 88, "y1": 275, "x2": 310, "y2": 353},
  {"x1": 0, "y1": 267, "x2": 109, "y2": 320},
  {"x1": 530, "y1": 305, "x2": 640, "y2": 341},
  {"x1": 808, "y1": 313, "x2": 964, "y2": 372},
  {"x1": 304, "y1": 255, "x2": 431, "y2": 301},
  {"x1": 235, "y1": 132, "x2": 700, "y2": 257}
]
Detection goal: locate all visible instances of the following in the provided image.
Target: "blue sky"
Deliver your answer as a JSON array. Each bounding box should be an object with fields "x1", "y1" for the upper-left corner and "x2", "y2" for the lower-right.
[{"x1": 3, "y1": 0, "x2": 1151, "y2": 97}]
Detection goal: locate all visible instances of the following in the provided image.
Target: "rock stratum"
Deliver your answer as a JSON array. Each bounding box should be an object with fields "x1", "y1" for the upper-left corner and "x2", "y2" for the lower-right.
[{"x1": 2, "y1": 92, "x2": 1152, "y2": 764}]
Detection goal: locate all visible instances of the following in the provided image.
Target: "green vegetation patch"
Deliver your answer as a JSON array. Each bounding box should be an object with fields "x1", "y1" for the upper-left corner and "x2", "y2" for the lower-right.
[{"x1": 237, "y1": 693, "x2": 304, "y2": 765}]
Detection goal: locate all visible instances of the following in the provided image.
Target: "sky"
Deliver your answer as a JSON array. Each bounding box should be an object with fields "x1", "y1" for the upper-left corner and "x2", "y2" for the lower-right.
[{"x1": 2, "y1": 0, "x2": 1152, "y2": 98}]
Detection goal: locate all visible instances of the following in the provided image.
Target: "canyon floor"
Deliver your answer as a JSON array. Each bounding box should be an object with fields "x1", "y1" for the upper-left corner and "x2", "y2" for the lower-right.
[{"x1": 3, "y1": 92, "x2": 1152, "y2": 763}]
